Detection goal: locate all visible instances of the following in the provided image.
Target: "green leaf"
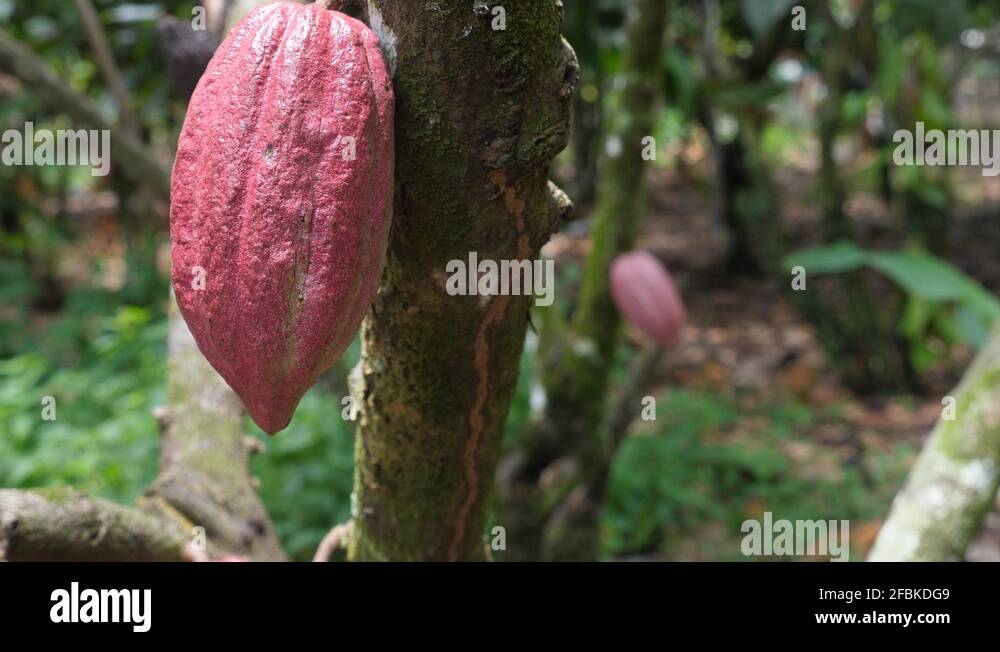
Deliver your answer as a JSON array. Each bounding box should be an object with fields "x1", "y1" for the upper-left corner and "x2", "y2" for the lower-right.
[
  {"x1": 783, "y1": 240, "x2": 867, "y2": 275},
  {"x1": 787, "y1": 243, "x2": 1000, "y2": 350},
  {"x1": 866, "y1": 250, "x2": 969, "y2": 302},
  {"x1": 866, "y1": 251, "x2": 1000, "y2": 319}
]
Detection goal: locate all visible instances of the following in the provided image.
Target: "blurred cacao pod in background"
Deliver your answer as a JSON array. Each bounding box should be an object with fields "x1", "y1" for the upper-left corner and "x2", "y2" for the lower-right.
[
  {"x1": 610, "y1": 250, "x2": 686, "y2": 347},
  {"x1": 170, "y1": 2, "x2": 394, "y2": 434}
]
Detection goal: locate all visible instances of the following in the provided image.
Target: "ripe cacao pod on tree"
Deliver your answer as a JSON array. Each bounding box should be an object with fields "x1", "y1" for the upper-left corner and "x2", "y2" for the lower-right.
[
  {"x1": 610, "y1": 251, "x2": 686, "y2": 347},
  {"x1": 170, "y1": 2, "x2": 394, "y2": 434}
]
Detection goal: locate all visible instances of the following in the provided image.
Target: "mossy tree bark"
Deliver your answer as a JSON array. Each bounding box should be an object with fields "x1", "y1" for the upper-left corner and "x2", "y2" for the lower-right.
[
  {"x1": 869, "y1": 329, "x2": 1000, "y2": 561},
  {"x1": 495, "y1": 0, "x2": 669, "y2": 562},
  {"x1": 346, "y1": 0, "x2": 577, "y2": 561}
]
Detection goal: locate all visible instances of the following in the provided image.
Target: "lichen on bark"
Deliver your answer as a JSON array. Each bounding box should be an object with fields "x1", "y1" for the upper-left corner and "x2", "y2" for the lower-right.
[{"x1": 869, "y1": 329, "x2": 1000, "y2": 561}]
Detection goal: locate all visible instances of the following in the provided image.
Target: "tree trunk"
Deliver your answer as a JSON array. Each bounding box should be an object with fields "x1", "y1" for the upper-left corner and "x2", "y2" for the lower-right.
[
  {"x1": 495, "y1": 0, "x2": 669, "y2": 562},
  {"x1": 869, "y1": 329, "x2": 1000, "y2": 561},
  {"x1": 566, "y1": 0, "x2": 604, "y2": 207},
  {"x1": 346, "y1": 0, "x2": 577, "y2": 561},
  {"x1": 700, "y1": 112, "x2": 783, "y2": 277}
]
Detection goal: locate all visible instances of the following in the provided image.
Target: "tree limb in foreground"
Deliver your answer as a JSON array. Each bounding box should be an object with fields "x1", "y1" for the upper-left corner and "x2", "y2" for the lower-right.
[
  {"x1": 869, "y1": 329, "x2": 1000, "y2": 561},
  {"x1": 0, "y1": 488, "x2": 187, "y2": 562}
]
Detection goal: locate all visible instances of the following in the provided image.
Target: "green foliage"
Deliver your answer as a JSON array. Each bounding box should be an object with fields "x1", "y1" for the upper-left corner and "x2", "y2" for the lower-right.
[
  {"x1": 249, "y1": 386, "x2": 356, "y2": 562},
  {"x1": 601, "y1": 389, "x2": 913, "y2": 560},
  {"x1": 786, "y1": 242, "x2": 1000, "y2": 368},
  {"x1": 0, "y1": 305, "x2": 165, "y2": 503}
]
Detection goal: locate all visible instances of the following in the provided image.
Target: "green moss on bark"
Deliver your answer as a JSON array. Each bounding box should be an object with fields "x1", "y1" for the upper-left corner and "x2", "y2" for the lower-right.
[{"x1": 348, "y1": 0, "x2": 576, "y2": 561}]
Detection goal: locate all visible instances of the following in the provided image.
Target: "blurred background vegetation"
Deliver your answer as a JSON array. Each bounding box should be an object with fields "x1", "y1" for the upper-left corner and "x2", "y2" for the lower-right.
[{"x1": 3, "y1": 0, "x2": 1000, "y2": 560}]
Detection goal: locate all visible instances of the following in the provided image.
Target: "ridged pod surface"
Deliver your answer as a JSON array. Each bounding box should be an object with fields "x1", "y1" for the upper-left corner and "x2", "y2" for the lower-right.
[
  {"x1": 610, "y1": 251, "x2": 686, "y2": 347},
  {"x1": 170, "y1": 2, "x2": 394, "y2": 434}
]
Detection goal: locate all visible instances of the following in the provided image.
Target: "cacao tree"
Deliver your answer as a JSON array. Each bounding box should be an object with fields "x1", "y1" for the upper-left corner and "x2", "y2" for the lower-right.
[
  {"x1": 495, "y1": 0, "x2": 670, "y2": 562},
  {"x1": 345, "y1": 0, "x2": 577, "y2": 562},
  {"x1": 0, "y1": 1, "x2": 287, "y2": 561},
  {"x1": 0, "y1": 0, "x2": 578, "y2": 563}
]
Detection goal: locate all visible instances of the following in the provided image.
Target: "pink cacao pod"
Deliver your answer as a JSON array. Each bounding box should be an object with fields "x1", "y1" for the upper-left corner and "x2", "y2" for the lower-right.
[
  {"x1": 170, "y1": 2, "x2": 394, "y2": 434},
  {"x1": 610, "y1": 251, "x2": 686, "y2": 347}
]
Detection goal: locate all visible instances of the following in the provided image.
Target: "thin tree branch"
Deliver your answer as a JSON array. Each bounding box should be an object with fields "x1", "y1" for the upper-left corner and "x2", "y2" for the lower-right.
[
  {"x1": 313, "y1": 520, "x2": 353, "y2": 562},
  {"x1": 0, "y1": 28, "x2": 170, "y2": 200},
  {"x1": 607, "y1": 345, "x2": 664, "y2": 458},
  {"x1": 72, "y1": 0, "x2": 139, "y2": 137}
]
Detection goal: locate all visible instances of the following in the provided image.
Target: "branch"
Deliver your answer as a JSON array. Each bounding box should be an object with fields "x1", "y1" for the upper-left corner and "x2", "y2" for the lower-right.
[
  {"x1": 313, "y1": 520, "x2": 353, "y2": 562},
  {"x1": 0, "y1": 488, "x2": 187, "y2": 562},
  {"x1": 72, "y1": 0, "x2": 139, "y2": 137},
  {"x1": 142, "y1": 299, "x2": 287, "y2": 561},
  {"x1": 0, "y1": 28, "x2": 170, "y2": 200},
  {"x1": 869, "y1": 329, "x2": 1000, "y2": 561},
  {"x1": 606, "y1": 346, "x2": 664, "y2": 458}
]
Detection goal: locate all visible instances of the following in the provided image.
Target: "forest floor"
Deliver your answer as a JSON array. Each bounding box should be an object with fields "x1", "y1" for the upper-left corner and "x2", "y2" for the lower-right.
[{"x1": 550, "y1": 155, "x2": 1000, "y2": 560}]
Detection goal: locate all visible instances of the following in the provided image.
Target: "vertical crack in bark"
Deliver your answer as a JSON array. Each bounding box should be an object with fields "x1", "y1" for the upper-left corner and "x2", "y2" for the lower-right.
[{"x1": 448, "y1": 169, "x2": 530, "y2": 560}]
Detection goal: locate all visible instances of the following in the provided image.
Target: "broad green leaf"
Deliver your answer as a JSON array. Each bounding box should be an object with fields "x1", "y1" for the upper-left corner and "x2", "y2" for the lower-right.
[
  {"x1": 867, "y1": 250, "x2": 974, "y2": 302},
  {"x1": 783, "y1": 241, "x2": 867, "y2": 275},
  {"x1": 785, "y1": 244, "x2": 1000, "y2": 350}
]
